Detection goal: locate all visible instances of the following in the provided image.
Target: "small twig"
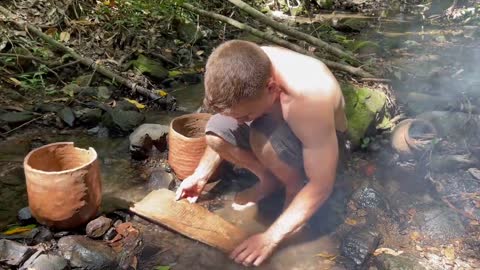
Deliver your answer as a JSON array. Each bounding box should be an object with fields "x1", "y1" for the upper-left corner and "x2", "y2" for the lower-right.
[
  {"x1": 50, "y1": 60, "x2": 81, "y2": 70},
  {"x1": 1, "y1": 113, "x2": 53, "y2": 136},
  {"x1": 441, "y1": 197, "x2": 478, "y2": 221},
  {"x1": 148, "y1": 52, "x2": 178, "y2": 67},
  {"x1": 360, "y1": 78, "x2": 391, "y2": 83},
  {"x1": 0, "y1": 53, "x2": 50, "y2": 65}
]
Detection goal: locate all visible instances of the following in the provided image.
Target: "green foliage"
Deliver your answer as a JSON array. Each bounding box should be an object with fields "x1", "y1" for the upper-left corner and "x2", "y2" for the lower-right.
[
  {"x1": 96, "y1": 0, "x2": 192, "y2": 30},
  {"x1": 16, "y1": 65, "x2": 48, "y2": 90}
]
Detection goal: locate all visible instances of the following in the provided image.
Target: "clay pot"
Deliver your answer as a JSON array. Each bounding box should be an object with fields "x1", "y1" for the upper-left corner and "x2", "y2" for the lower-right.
[
  {"x1": 168, "y1": 113, "x2": 212, "y2": 180},
  {"x1": 391, "y1": 119, "x2": 437, "y2": 157},
  {"x1": 24, "y1": 142, "x2": 102, "y2": 230}
]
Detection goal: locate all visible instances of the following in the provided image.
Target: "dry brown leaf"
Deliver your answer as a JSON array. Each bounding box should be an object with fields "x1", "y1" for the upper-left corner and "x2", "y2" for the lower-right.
[
  {"x1": 374, "y1": 247, "x2": 404, "y2": 256},
  {"x1": 444, "y1": 246, "x2": 455, "y2": 260},
  {"x1": 416, "y1": 245, "x2": 424, "y2": 251},
  {"x1": 8, "y1": 77, "x2": 22, "y2": 87},
  {"x1": 60, "y1": 32, "x2": 71, "y2": 42},
  {"x1": 410, "y1": 231, "x2": 421, "y2": 241},
  {"x1": 345, "y1": 217, "x2": 357, "y2": 226},
  {"x1": 44, "y1": 27, "x2": 57, "y2": 37},
  {"x1": 315, "y1": 252, "x2": 337, "y2": 261}
]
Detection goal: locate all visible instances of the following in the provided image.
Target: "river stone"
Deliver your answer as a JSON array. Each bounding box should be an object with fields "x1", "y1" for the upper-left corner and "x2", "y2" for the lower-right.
[
  {"x1": 351, "y1": 182, "x2": 388, "y2": 211},
  {"x1": 58, "y1": 235, "x2": 118, "y2": 270},
  {"x1": 129, "y1": 123, "x2": 169, "y2": 159},
  {"x1": 32, "y1": 227, "x2": 54, "y2": 244},
  {"x1": 103, "y1": 227, "x2": 118, "y2": 241},
  {"x1": 0, "y1": 111, "x2": 34, "y2": 124},
  {"x1": 342, "y1": 84, "x2": 388, "y2": 147},
  {"x1": 102, "y1": 108, "x2": 145, "y2": 135},
  {"x1": 413, "y1": 203, "x2": 465, "y2": 243},
  {"x1": 17, "y1": 207, "x2": 35, "y2": 225},
  {"x1": 148, "y1": 169, "x2": 174, "y2": 191},
  {"x1": 74, "y1": 108, "x2": 103, "y2": 127},
  {"x1": 0, "y1": 239, "x2": 35, "y2": 266},
  {"x1": 86, "y1": 216, "x2": 113, "y2": 238},
  {"x1": 132, "y1": 54, "x2": 168, "y2": 81},
  {"x1": 375, "y1": 254, "x2": 426, "y2": 270},
  {"x1": 27, "y1": 254, "x2": 69, "y2": 270},
  {"x1": 340, "y1": 226, "x2": 380, "y2": 266}
]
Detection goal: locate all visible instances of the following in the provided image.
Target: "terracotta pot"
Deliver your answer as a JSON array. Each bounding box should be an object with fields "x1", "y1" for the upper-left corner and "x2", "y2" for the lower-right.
[
  {"x1": 391, "y1": 119, "x2": 437, "y2": 157},
  {"x1": 168, "y1": 113, "x2": 212, "y2": 180},
  {"x1": 24, "y1": 142, "x2": 102, "y2": 230}
]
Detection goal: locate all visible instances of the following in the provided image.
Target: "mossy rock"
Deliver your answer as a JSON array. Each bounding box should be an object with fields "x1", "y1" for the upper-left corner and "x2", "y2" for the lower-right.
[
  {"x1": 315, "y1": 0, "x2": 334, "y2": 9},
  {"x1": 175, "y1": 18, "x2": 202, "y2": 43},
  {"x1": 342, "y1": 84, "x2": 388, "y2": 147},
  {"x1": 132, "y1": 54, "x2": 168, "y2": 81}
]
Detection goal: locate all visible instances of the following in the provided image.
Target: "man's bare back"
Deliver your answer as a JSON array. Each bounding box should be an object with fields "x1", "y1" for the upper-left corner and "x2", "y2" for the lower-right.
[{"x1": 261, "y1": 46, "x2": 348, "y2": 133}]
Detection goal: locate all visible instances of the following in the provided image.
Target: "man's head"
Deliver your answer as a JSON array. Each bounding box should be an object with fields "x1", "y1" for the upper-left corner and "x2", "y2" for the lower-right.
[{"x1": 204, "y1": 40, "x2": 280, "y2": 123}]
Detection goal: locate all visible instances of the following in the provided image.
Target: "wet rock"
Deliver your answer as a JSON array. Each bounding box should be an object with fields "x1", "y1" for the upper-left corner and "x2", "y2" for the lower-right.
[
  {"x1": 375, "y1": 254, "x2": 426, "y2": 270},
  {"x1": 340, "y1": 226, "x2": 380, "y2": 266},
  {"x1": 413, "y1": 203, "x2": 466, "y2": 243},
  {"x1": 351, "y1": 182, "x2": 388, "y2": 211},
  {"x1": 0, "y1": 239, "x2": 35, "y2": 266},
  {"x1": 147, "y1": 169, "x2": 175, "y2": 191},
  {"x1": 86, "y1": 216, "x2": 113, "y2": 238},
  {"x1": 102, "y1": 108, "x2": 145, "y2": 136},
  {"x1": 0, "y1": 111, "x2": 34, "y2": 124},
  {"x1": 110, "y1": 222, "x2": 143, "y2": 270},
  {"x1": 26, "y1": 254, "x2": 69, "y2": 270},
  {"x1": 132, "y1": 54, "x2": 168, "y2": 81},
  {"x1": 17, "y1": 207, "x2": 34, "y2": 225},
  {"x1": 115, "y1": 100, "x2": 139, "y2": 112},
  {"x1": 129, "y1": 123, "x2": 169, "y2": 159},
  {"x1": 87, "y1": 126, "x2": 100, "y2": 135},
  {"x1": 32, "y1": 227, "x2": 54, "y2": 244},
  {"x1": 53, "y1": 231, "x2": 71, "y2": 239},
  {"x1": 103, "y1": 227, "x2": 118, "y2": 241},
  {"x1": 74, "y1": 107, "x2": 103, "y2": 127},
  {"x1": 58, "y1": 235, "x2": 118, "y2": 269}
]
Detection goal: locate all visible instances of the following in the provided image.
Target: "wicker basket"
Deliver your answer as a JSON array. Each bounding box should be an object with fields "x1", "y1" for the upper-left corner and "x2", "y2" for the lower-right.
[
  {"x1": 24, "y1": 142, "x2": 102, "y2": 230},
  {"x1": 168, "y1": 113, "x2": 212, "y2": 180}
]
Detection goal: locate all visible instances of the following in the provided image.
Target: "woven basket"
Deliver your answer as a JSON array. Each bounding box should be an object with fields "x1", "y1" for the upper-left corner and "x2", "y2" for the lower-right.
[
  {"x1": 24, "y1": 142, "x2": 102, "y2": 230},
  {"x1": 168, "y1": 113, "x2": 212, "y2": 180}
]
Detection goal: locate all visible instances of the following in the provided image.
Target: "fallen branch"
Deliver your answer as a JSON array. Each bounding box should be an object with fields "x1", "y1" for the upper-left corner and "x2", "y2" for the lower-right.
[
  {"x1": 0, "y1": 53, "x2": 50, "y2": 65},
  {"x1": 0, "y1": 6, "x2": 173, "y2": 107},
  {"x1": 180, "y1": 3, "x2": 372, "y2": 78},
  {"x1": 227, "y1": 0, "x2": 359, "y2": 64}
]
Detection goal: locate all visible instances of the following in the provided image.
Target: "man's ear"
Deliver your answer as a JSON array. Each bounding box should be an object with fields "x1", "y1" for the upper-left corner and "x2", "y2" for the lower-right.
[{"x1": 267, "y1": 78, "x2": 279, "y2": 94}]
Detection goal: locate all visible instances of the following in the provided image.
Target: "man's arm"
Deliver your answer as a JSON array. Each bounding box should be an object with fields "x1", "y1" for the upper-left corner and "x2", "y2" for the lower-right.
[
  {"x1": 230, "y1": 96, "x2": 340, "y2": 267},
  {"x1": 266, "y1": 96, "x2": 339, "y2": 242}
]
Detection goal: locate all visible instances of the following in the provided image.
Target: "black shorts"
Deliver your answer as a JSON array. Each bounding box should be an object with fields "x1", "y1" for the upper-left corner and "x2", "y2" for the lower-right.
[{"x1": 205, "y1": 112, "x2": 349, "y2": 170}]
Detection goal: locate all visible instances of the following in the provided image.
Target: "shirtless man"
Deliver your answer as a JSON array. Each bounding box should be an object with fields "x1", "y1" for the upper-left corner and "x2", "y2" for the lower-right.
[{"x1": 175, "y1": 40, "x2": 349, "y2": 267}]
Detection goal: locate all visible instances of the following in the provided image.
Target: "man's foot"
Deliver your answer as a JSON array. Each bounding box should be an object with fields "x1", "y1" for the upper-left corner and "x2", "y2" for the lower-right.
[{"x1": 232, "y1": 174, "x2": 278, "y2": 211}]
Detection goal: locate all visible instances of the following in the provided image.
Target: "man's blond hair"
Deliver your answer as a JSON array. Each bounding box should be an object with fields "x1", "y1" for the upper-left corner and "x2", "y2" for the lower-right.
[{"x1": 203, "y1": 40, "x2": 272, "y2": 112}]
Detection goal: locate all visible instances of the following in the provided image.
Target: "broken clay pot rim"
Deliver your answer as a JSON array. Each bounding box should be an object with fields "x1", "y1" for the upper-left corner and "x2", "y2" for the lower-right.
[{"x1": 23, "y1": 141, "x2": 98, "y2": 175}]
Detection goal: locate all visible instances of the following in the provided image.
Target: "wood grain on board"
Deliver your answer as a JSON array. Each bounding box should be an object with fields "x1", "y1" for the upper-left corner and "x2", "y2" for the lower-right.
[{"x1": 130, "y1": 188, "x2": 248, "y2": 253}]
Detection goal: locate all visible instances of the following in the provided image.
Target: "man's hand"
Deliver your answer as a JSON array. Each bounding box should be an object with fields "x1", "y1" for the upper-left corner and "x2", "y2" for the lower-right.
[
  {"x1": 175, "y1": 173, "x2": 208, "y2": 203},
  {"x1": 230, "y1": 232, "x2": 280, "y2": 267}
]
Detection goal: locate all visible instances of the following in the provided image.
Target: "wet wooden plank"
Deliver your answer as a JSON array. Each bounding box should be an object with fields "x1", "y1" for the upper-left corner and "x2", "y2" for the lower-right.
[{"x1": 130, "y1": 188, "x2": 248, "y2": 253}]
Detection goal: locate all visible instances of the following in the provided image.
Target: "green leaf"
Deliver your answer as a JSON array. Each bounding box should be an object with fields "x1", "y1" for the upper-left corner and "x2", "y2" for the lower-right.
[
  {"x1": 2, "y1": 224, "x2": 36, "y2": 235},
  {"x1": 155, "y1": 266, "x2": 171, "y2": 270},
  {"x1": 58, "y1": 107, "x2": 75, "y2": 127}
]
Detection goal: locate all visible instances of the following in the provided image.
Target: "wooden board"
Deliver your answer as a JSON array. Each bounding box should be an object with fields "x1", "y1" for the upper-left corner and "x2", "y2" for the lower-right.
[{"x1": 130, "y1": 189, "x2": 248, "y2": 253}]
